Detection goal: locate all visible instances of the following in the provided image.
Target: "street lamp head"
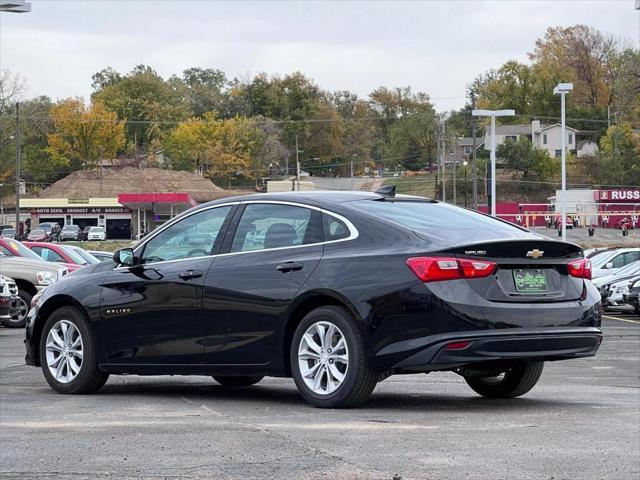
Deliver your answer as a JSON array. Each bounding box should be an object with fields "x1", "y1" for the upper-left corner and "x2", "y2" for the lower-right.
[
  {"x1": 0, "y1": 1, "x2": 31, "y2": 12},
  {"x1": 472, "y1": 109, "x2": 515, "y2": 117},
  {"x1": 553, "y1": 83, "x2": 574, "y2": 94}
]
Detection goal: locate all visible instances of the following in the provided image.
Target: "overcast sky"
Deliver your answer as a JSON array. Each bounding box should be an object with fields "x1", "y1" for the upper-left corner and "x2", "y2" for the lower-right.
[{"x1": 1, "y1": 0, "x2": 637, "y2": 112}]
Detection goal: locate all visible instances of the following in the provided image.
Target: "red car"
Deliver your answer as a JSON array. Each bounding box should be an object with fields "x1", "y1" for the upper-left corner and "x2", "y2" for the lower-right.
[
  {"x1": 614, "y1": 217, "x2": 636, "y2": 230},
  {"x1": 22, "y1": 242, "x2": 89, "y2": 272},
  {"x1": 554, "y1": 216, "x2": 573, "y2": 229}
]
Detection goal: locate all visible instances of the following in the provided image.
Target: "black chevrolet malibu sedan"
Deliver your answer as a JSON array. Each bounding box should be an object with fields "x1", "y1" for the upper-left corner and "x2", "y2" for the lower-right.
[{"x1": 25, "y1": 190, "x2": 602, "y2": 408}]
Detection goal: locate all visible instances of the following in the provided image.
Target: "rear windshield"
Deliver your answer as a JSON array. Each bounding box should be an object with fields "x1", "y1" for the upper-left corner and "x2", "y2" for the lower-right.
[{"x1": 353, "y1": 200, "x2": 534, "y2": 243}]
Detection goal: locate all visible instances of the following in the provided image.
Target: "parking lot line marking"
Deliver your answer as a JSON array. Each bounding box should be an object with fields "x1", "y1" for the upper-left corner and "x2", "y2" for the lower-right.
[{"x1": 603, "y1": 315, "x2": 640, "y2": 324}]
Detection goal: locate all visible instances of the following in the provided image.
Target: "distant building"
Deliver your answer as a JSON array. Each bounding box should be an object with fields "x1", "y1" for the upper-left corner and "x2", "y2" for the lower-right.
[
  {"x1": 19, "y1": 167, "x2": 240, "y2": 239},
  {"x1": 445, "y1": 137, "x2": 485, "y2": 166},
  {"x1": 484, "y1": 120, "x2": 584, "y2": 158}
]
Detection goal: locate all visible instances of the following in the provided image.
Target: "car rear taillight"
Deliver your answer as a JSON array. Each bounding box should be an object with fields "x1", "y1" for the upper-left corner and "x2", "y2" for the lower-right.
[
  {"x1": 406, "y1": 257, "x2": 496, "y2": 283},
  {"x1": 568, "y1": 258, "x2": 592, "y2": 280}
]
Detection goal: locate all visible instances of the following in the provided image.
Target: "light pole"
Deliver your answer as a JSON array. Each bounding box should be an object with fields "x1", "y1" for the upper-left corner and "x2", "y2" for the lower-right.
[
  {"x1": 463, "y1": 160, "x2": 468, "y2": 208},
  {"x1": 554, "y1": 82, "x2": 573, "y2": 242},
  {"x1": 1, "y1": 2, "x2": 31, "y2": 231},
  {"x1": 472, "y1": 109, "x2": 515, "y2": 216}
]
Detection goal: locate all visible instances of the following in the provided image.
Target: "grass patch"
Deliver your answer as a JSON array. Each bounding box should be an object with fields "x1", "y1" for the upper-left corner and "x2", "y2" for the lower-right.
[
  {"x1": 382, "y1": 173, "x2": 437, "y2": 198},
  {"x1": 64, "y1": 240, "x2": 135, "y2": 253}
]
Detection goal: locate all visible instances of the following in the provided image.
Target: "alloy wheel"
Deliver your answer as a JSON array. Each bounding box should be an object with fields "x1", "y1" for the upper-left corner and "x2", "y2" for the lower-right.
[
  {"x1": 13, "y1": 296, "x2": 28, "y2": 323},
  {"x1": 297, "y1": 321, "x2": 349, "y2": 395},
  {"x1": 45, "y1": 320, "x2": 84, "y2": 384}
]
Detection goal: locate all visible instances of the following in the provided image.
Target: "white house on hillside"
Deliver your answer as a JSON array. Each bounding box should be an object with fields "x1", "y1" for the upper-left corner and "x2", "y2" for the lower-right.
[{"x1": 485, "y1": 120, "x2": 587, "y2": 158}]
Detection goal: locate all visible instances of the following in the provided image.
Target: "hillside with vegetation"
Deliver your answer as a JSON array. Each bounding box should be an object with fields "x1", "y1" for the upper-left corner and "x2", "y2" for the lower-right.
[{"x1": 0, "y1": 24, "x2": 637, "y2": 202}]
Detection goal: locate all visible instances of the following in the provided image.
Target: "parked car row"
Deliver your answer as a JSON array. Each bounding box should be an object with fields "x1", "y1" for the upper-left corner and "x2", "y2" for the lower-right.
[
  {"x1": 586, "y1": 247, "x2": 640, "y2": 314},
  {"x1": 0, "y1": 238, "x2": 106, "y2": 327},
  {"x1": 1, "y1": 223, "x2": 108, "y2": 242}
]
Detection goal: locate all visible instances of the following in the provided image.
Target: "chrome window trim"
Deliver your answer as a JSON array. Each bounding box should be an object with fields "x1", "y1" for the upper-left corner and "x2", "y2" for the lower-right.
[{"x1": 114, "y1": 200, "x2": 358, "y2": 269}]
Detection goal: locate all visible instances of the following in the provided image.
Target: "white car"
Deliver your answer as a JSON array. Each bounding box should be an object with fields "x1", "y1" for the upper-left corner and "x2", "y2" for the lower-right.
[
  {"x1": 591, "y1": 248, "x2": 640, "y2": 279},
  {"x1": 87, "y1": 226, "x2": 106, "y2": 241},
  {"x1": 592, "y1": 261, "x2": 640, "y2": 289},
  {"x1": 606, "y1": 275, "x2": 640, "y2": 308}
]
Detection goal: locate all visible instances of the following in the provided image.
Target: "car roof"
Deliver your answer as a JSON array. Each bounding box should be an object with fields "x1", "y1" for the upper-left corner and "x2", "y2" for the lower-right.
[{"x1": 200, "y1": 190, "x2": 431, "y2": 209}]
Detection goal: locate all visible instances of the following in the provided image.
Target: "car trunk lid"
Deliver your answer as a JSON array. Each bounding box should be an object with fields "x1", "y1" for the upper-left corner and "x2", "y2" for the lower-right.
[{"x1": 438, "y1": 239, "x2": 585, "y2": 303}]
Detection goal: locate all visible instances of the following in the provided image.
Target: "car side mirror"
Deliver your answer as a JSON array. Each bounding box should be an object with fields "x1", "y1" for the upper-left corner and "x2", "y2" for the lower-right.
[
  {"x1": 605, "y1": 262, "x2": 613, "y2": 269},
  {"x1": 114, "y1": 248, "x2": 136, "y2": 266}
]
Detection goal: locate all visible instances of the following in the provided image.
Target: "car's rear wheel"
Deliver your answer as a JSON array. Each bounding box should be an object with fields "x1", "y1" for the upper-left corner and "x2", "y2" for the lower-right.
[
  {"x1": 4, "y1": 290, "x2": 31, "y2": 328},
  {"x1": 464, "y1": 360, "x2": 544, "y2": 398},
  {"x1": 39, "y1": 306, "x2": 109, "y2": 394},
  {"x1": 212, "y1": 375, "x2": 263, "y2": 386},
  {"x1": 290, "y1": 306, "x2": 377, "y2": 408}
]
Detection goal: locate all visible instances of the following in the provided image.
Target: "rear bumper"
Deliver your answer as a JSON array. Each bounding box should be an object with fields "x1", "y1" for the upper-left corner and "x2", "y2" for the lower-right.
[{"x1": 375, "y1": 327, "x2": 603, "y2": 371}]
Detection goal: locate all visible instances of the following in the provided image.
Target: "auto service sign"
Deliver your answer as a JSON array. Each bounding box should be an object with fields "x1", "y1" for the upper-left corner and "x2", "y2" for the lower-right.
[{"x1": 595, "y1": 189, "x2": 640, "y2": 202}]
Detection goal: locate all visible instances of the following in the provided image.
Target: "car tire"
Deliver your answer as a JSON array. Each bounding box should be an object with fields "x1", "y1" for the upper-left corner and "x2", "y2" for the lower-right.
[
  {"x1": 4, "y1": 289, "x2": 31, "y2": 328},
  {"x1": 39, "y1": 306, "x2": 109, "y2": 394},
  {"x1": 290, "y1": 306, "x2": 377, "y2": 408},
  {"x1": 212, "y1": 375, "x2": 263, "y2": 386},
  {"x1": 464, "y1": 360, "x2": 544, "y2": 399}
]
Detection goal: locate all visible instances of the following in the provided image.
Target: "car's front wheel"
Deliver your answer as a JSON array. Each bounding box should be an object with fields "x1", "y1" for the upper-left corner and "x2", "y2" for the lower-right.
[
  {"x1": 39, "y1": 307, "x2": 109, "y2": 394},
  {"x1": 464, "y1": 360, "x2": 544, "y2": 398},
  {"x1": 291, "y1": 306, "x2": 377, "y2": 408}
]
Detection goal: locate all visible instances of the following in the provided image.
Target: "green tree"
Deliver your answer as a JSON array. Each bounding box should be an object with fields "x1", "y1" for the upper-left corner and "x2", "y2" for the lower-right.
[
  {"x1": 92, "y1": 65, "x2": 189, "y2": 151},
  {"x1": 45, "y1": 98, "x2": 126, "y2": 170},
  {"x1": 497, "y1": 137, "x2": 558, "y2": 180}
]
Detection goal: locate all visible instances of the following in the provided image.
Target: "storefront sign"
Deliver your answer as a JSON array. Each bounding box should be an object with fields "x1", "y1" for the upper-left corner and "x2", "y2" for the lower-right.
[
  {"x1": 32, "y1": 207, "x2": 131, "y2": 214},
  {"x1": 595, "y1": 190, "x2": 640, "y2": 202}
]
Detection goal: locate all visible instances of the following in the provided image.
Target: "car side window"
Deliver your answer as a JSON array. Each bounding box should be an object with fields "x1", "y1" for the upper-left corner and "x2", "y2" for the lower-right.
[
  {"x1": 43, "y1": 248, "x2": 66, "y2": 263},
  {"x1": 141, "y1": 206, "x2": 232, "y2": 264},
  {"x1": 627, "y1": 252, "x2": 640, "y2": 263},
  {"x1": 0, "y1": 245, "x2": 13, "y2": 256},
  {"x1": 611, "y1": 254, "x2": 626, "y2": 268},
  {"x1": 323, "y1": 214, "x2": 350, "y2": 242},
  {"x1": 230, "y1": 204, "x2": 319, "y2": 253}
]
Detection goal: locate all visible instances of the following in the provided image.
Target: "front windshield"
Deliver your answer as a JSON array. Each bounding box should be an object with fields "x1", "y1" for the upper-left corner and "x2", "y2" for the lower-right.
[
  {"x1": 90, "y1": 227, "x2": 104, "y2": 232},
  {"x1": 592, "y1": 251, "x2": 621, "y2": 268},
  {"x1": 30, "y1": 229, "x2": 44, "y2": 236},
  {"x1": 59, "y1": 246, "x2": 89, "y2": 265},
  {"x1": 62, "y1": 225, "x2": 77, "y2": 231},
  {"x1": 7, "y1": 240, "x2": 44, "y2": 260},
  {"x1": 613, "y1": 261, "x2": 640, "y2": 277}
]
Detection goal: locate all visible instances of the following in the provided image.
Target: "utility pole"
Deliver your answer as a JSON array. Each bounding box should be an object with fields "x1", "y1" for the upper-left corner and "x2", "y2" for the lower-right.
[
  {"x1": 99, "y1": 146, "x2": 104, "y2": 196},
  {"x1": 453, "y1": 159, "x2": 457, "y2": 205},
  {"x1": 15, "y1": 102, "x2": 21, "y2": 232},
  {"x1": 350, "y1": 154, "x2": 357, "y2": 190},
  {"x1": 441, "y1": 118, "x2": 446, "y2": 202},
  {"x1": 295, "y1": 134, "x2": 301, "y2": 191}
]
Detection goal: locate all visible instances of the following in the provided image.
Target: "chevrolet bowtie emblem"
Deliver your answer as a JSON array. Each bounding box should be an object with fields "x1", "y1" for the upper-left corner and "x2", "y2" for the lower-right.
[{"x1": 526, "y1": 249, "x2": 544, "y2": 259}]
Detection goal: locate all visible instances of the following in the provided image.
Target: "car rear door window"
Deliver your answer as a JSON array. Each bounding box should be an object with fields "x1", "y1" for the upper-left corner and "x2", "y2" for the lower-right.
[
  {"x1": 323, "y1": 214, "x2": 350, "y2": 242},
  {"x1": 141, "y1": 206, "x2": 232, "y2": 263},
  {"x1": 230, "y1": 204, "x2": 320, "y2": 253}
]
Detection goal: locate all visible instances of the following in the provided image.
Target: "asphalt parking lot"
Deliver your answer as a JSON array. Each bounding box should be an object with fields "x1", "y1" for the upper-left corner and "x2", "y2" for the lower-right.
[
  {"x1": 1, "y1": 316, "x2": 639, "y2": 480},
  {"x1": 530, "y1": 226, "x2": 640, "y2": 246}
]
